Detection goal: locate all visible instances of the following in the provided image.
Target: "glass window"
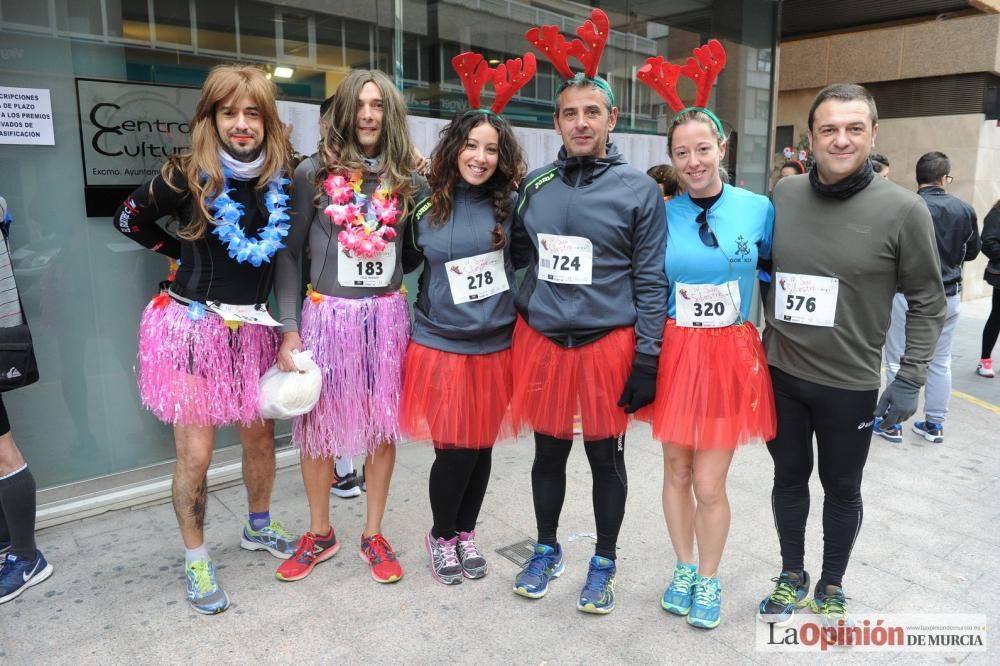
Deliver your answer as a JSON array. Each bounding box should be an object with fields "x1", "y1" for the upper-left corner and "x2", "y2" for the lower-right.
[
  {"x1": 279, "y1": 10, "x2": 311, "y2": 62},
  {"x1": 196, "y1": 0, "x2": 237, "y2": 53},
  {"x1": 238, "y1": 0, "x2": 275, "y2": 59},
  {"x1": 119, "y1": 0, "x2": 151, "y2": 43},
  {"x1": 154, "y1": 0, "x2": 192, "y2": 46},
  {"x1": 56, "y1": 0, "x2": 102, "y2": 36},
  {"x1": 1, "y1": 0, "x2": 49, "y2": 27}
]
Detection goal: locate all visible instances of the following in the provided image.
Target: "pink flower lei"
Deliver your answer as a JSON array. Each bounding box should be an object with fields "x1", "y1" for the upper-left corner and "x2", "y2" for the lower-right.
[{"x1": 322, "y1": 170, "x2": 402, "y2": 259}]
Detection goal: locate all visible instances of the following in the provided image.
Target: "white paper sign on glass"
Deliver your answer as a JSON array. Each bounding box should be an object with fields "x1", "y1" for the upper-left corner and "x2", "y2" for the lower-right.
[
  {"x1": 337, "y1": 242, "x2": 395, "y2": 287},
  {"x1": 445, "y1": 249, "x2": 509, "y2": 304},
  {"x1": 537, "y1": 233, "x2": 593, "y2": 285},
  {"x1": 208, "y1": 302, "x2": 282, "y2": 327},
  {"x1": 675, "y1": 281, "x2": 741, "y2": 328},
  {"x1": 774, "y1": 272, "x2": 839, "y2": 327},
  {"x1": 0, "y1": 86, "x2": 54, "y2": 146}
]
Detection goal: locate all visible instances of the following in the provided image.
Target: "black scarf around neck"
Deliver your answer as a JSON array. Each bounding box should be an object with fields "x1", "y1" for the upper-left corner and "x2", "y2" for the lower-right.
[{"x1": 809, "y1": 158, "x2": 875, "y2": 200}]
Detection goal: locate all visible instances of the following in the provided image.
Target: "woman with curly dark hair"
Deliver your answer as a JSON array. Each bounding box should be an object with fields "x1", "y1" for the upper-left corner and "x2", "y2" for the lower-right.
[{"x1": 400, "y1": 52, "x2": 532, "y2": 585}]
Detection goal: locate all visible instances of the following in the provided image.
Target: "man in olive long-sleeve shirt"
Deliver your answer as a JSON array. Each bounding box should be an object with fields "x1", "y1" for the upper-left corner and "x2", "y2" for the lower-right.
[{"x1": 756, "y1": 84, "x2": 946, "y2": 629}]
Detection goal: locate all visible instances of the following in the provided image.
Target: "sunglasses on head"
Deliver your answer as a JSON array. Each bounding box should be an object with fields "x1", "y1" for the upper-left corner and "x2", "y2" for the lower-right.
[{"x1": 696, "y1": 209, "x2": 718, "y2": 248}]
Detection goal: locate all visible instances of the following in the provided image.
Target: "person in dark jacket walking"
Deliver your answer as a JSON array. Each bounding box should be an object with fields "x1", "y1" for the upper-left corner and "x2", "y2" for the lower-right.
[
  {"x1": 400, "y1": 51, "x2": 532, "y2": 586},
  {"x1": 876, "y1": 151, "x2": 980, "y2": 444},
  {"x1": 977, "y1": 201, "x2": 1000, "y2": 378},
  {"x1": 509, "y1": 9, "x2": 668, "y2": 615}
]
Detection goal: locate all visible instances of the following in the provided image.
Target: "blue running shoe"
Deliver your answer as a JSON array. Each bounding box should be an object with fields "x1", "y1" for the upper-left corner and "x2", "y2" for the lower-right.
[
  {"x1": 185, "y1": 559, "x2": 230, "y2": 615},
  {"x1": 873, "y1": 417, "x2": 902, "y2": 444},
  {"x1": 913, "y1": 421, "x2": 944, "y2": 443},
  {"x1": 513, "y1": 543, "x2": 564, "y2": 599},
  {"x1": 688, "y1": 575, "x2": 722, "y2": 629},
  {"x1": 240, "y1": 519, "x2": 298, "y2": 559},
  {"x1": 757, "y1": 570, "x2": 810, "y2": 627},
  {"x1": 661, "y1": 561, "x2": 697, "y2": 615},
  {"x1": 577, "y1": 555, "x2": 616, "y2": 614},
  {"x1": 0, "y1": 551, "x2": 53, "y2": 605}
]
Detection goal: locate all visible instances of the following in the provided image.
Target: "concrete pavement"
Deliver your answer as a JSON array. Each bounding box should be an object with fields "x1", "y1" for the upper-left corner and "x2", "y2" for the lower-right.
[{"x1": 2, "y1": 296, "x2": 998, "y2": 664}]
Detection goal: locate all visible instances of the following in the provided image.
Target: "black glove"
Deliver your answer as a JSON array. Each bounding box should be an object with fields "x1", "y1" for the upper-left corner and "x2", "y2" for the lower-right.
[
  {"x1": 618, "y1": 353, "x2": 658, "y2": 414},
  {"x1": 873, "y1": 376, "x2": 921, "y2": 428}
]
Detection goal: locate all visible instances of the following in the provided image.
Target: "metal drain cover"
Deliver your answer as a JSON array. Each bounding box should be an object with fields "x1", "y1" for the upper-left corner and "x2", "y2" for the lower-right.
[{"x1": 495, "y1": 538, "x2": 535, "y2": 567}]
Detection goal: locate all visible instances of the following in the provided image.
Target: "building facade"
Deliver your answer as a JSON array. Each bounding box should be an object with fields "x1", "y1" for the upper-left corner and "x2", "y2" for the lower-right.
[{"x1": 0, "y1": 0, "x2": 778, "y2": 522}]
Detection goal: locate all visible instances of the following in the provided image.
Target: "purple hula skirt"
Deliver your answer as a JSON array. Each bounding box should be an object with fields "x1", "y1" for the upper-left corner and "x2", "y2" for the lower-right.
[
  {"x1": 293, "y1": 290, "x2": 410, "y2": 458},
  {"x1": 137, "y1": 298, "x2": 279, "y2": 427}
]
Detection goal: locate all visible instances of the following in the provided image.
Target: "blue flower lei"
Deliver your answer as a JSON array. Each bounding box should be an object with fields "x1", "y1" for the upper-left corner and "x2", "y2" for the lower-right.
[{"x1": 206, "y1": 170, "x2": 291, "y2": 268}]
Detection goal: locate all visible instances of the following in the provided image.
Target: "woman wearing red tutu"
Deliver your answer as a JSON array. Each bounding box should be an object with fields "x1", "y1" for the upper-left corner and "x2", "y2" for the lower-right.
[
  {"x1": 637, "y1": 41, "x2": 776, "y2": 629},
  {"x1": 400, "y1": 52, "x2": 533, "y2": 585}
]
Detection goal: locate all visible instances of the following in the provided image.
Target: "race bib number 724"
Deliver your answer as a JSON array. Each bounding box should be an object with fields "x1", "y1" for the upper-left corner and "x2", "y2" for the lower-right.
[{"x1": 537, "y1": 233, "x2": 593, "y2": 285}]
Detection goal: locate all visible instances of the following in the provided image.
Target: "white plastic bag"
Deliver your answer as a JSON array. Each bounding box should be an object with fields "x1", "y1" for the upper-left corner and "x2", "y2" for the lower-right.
[{"x1": 259, "y1": 350, "x2": 322, "y2": 419}]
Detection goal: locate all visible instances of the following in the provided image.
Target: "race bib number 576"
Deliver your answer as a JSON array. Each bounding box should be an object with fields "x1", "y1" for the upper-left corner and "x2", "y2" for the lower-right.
[
  {"x1": 774, "y1": 272, "x2": 839, "y2": 327},
  {"x1": 537, "y1": 233, "x2": 593, "y2": 285}
]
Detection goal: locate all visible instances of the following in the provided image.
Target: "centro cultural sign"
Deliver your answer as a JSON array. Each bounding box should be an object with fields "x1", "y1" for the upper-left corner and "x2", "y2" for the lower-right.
[{"x1": 75, "y1": 78, "x2": 200, "y2": 187}]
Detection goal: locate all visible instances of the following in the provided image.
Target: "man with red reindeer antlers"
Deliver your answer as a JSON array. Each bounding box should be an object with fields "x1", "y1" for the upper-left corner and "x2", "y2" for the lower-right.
[
  {"x1": 509, "y1": 9, "x2": 667, "y2": 615},
  {"x1": 400, "y1": 51, "x2": 533, "y2": 586}
]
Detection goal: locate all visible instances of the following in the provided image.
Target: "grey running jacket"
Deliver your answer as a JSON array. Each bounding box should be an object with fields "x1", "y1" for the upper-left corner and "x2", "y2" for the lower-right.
[
  {"x1": 403, "y1": 182, "x2": 517, "y2": 355},
  {"x1": 510, "y1": 144, "x2": 667, "y2": 357}
]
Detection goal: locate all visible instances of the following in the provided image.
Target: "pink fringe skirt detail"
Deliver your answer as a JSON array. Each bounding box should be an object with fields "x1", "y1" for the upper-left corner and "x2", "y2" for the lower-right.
[
  {"x1": 137, "y1": 298, "x2": 279, "y2": 427},
  {"x1": 293, "y1": 290, "x2": 410, "y2": 458}
]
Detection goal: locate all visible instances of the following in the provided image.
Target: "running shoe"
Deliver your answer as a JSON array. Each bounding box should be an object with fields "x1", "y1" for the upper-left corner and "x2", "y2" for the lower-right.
[
  {"x1": 0, "y1": 551, "x2": 53, "y2": 605},
  {"x1": 688, "y1": 575, "x2": 721, "y2": 629},
  {"x1": 184, "y1": 559, "x2": 229, "y2": 615},
  {"x1": 360, "y1": 533, "x2": 403, "y2": 583},
  {"x1": 757, "y1": 570, "x2": 811, "y2": 626},
  {"x1": 240, "y1": 519, "x2": 298, "y2": 559},
  {"x1": 873, "y1": 417, "x2": 902, "y2": 444},
  {"x1": 331, "y1": 471, "x2": 363, "y2": 499},
  {"x1": 913, "y1": 421, "x2": 944, "y2": 443},
  {"x1": 513, "y1": 543, "x2": 564, "y2": 599},
  {"x1": 810, "y1": 582, "x2": 850, "y2": 629},
  {"x1": 661, "y1": 561, "x2": 697, "y2": 615},
  {"x1": 275, "y1": 528, "x2": 340, "y2": 582},
  {"x1": 457, "y1": 530, "x2": 488, "y2": 579},
  {"x1": 425, "y1": 531, "x2": 463, "y2": 585},
  {"x1": 977, "y1": 359, "x2": 995, "y2": 378},
  {"x1": 577, "y1": 555, "x2": 616, "y2": 614}
]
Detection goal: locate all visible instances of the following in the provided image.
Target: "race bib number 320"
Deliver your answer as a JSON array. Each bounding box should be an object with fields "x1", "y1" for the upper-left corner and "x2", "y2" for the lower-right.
[
  {"x1": 537, "y1": 233, "x2": 593, "y2": 285},
  {"x1": 445, "y1": 250, "x2": 509, "y2": 304},
  {"x1": 774, "y1": 272, "x2": 839, "y2": 327},
  {"x1": 675, "y1": 281, "x2": 741, "y2": 328},
  {"x1": 337, "y1": 241, "x2": 395, "y2": 287}
]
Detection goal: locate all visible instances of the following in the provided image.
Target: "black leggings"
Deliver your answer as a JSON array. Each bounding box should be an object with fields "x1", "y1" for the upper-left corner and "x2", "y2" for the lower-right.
[
  {"x1": 532, "y1": 432, "x2": 627, "y2": 560},
  {"x1": 429, "y1": 446, "x2": 493, "y2": 540},
  {"x1": 766, "y1": 367, "x2": 876, "y2": 588},
  {"x1": 981, "y1": 287, "x2": 1000, "y2": 359}
]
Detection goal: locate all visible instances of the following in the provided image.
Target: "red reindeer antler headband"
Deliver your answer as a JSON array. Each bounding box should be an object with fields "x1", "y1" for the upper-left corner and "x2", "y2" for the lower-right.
[
  {"x1": 451, "y1": 51, "x2": 537, "y2": 115},
  {"x1": 525, "y1": 8, "x2": 614, "y2": 102},
  {"x1": 637, "y1": 39, "x2": 727, "y2": 132}
]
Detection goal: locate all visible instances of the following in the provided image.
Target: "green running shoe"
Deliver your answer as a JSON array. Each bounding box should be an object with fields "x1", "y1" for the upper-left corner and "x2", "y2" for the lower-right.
[
  {"x1": 757, "y1": 570, "x2": 811, "y2": 627},
  {"x1": 688, "y1": 575, "x2": 722, "y2": 629},
  {"x1": 240, "y1": 519, "x2": 299, "y2": 559},
  {"x1": 810, "y1": 582, "x2": 850, "y2": 629},
  {"x1": 185, "y1": 559, "x2": 229, "y2": 615},
  {"x1": 661, "y1": 562, "x2": 697, "y2": 615}
]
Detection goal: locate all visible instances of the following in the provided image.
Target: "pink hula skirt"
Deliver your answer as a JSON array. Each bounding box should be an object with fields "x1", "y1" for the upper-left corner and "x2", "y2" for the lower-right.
[
  {"x1": 511, "y1": 318, "x2": 634, "y2": 440},
  {"x1": 638, "y1": 319, "x2": 776, "y2": 449},
  {"x1": 400, "y1": 342, "x2": 514, "y2": 449},
  {"x1": 137, "y1": 298, "x2": 279, "y2": 427},
  {"x1": 294, "y1": 290, "x2": 409, "y2": 458}
]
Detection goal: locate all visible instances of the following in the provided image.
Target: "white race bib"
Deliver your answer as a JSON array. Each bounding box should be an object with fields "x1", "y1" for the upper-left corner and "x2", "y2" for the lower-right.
[
  {"x1": 445, "y1": 250, "x2": 509, "y2": 305},
  {"x1": 537, "y1": 233, "x2": 593, "y2": 285},
  {"x1": 207, "y1": 302, "x2": 282, "y2": 327},
  {"x1": 337, "y1": 241, "x2": 395, "y2": 287},
  {"x1": 774, "y1": 272, "x2": 839, "y2": 327},
  {"x1": 675, "y1": 281, "x2": 741, "y2": 328}
]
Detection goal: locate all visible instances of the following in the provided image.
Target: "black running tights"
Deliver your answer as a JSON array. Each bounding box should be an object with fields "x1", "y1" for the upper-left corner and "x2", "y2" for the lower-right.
[
  {"x1": 532, "y1": 432, "x2": 627, "y2": 560},
  {"x1": 981, "y1": 287, "x2": 1000, "y2": 359},
  {"x1": 766, "y1": 367, "x2": 876, "y2": 588},
  {"x1": 429, "y1": 446, "x2": 493, "y2": 540}
]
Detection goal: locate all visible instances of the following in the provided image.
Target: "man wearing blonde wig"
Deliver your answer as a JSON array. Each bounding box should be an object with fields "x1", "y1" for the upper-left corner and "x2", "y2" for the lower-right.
[{"x1": 114, "y1": 64, "x2": 299, "y2": 614}]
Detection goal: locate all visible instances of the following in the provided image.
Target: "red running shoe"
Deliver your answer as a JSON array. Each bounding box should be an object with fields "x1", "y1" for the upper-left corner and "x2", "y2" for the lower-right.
[
  {"x1": 275, "y1": 528, "x2": 339, "y2": 582},
  {"x1": 360, "y1": 533, "x2": 403, "y2": 583}
]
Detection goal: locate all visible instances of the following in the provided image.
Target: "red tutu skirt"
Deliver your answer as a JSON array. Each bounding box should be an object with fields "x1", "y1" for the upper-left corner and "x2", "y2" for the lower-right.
[
  {"x1": 638, "y1": 319, "x2": 775, "y2": 449},
  {"x1": 511, "y1": 318, "x2": 634, "y2": 440},
  {"x1": 399, "y1": 342, "x2": 514, "y2": 449}
]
